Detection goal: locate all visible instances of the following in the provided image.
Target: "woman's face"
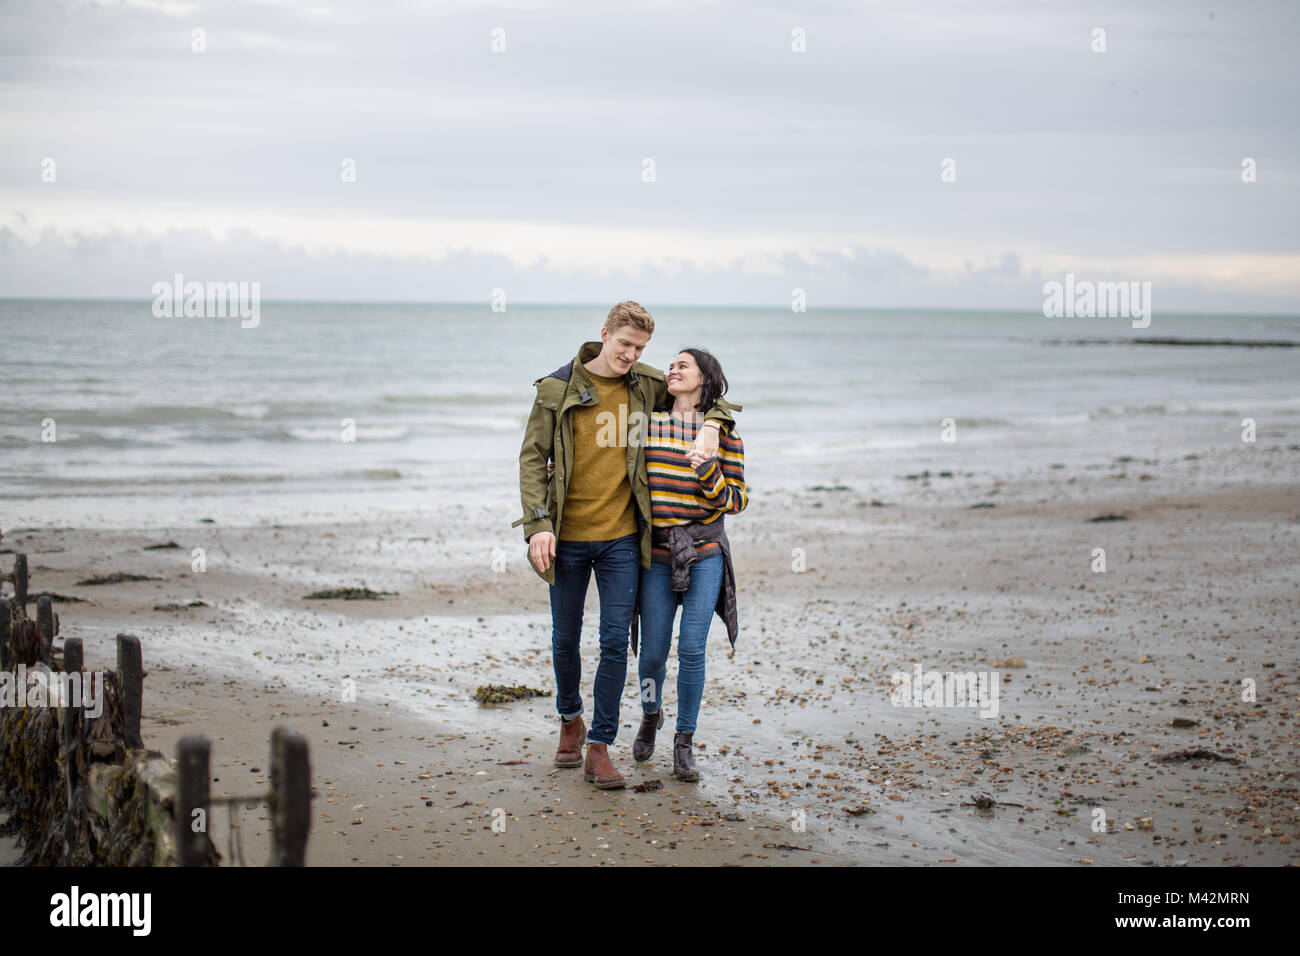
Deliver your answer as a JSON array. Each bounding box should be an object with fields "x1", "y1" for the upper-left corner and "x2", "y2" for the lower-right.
[{"x1": 666, "y1": 352, "x2": 703, "y2": 398}]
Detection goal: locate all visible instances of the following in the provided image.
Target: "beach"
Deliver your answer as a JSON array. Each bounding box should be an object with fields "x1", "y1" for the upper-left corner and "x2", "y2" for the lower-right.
[{"x1": 6, "y1": 434, "x2": 1297, "y2": 866}]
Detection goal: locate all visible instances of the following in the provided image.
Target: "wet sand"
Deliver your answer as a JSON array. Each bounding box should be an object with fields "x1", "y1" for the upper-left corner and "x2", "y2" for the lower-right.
[{"x1": 4, "y1": 439, "x2": 1298, "y2": 865}]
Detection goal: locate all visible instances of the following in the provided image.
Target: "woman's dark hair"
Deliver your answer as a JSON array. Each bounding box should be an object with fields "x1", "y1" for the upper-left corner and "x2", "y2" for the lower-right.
[{"x1": 670, "y1": 347, "x2": 728, "y2": 414}]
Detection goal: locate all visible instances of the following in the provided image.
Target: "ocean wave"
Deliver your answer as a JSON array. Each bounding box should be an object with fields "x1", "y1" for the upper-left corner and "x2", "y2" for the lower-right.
[
  {"x1": 8, "y1": 403, "x2": 326, "y2": 427},
  {"x1": 1010, "y1": 412, "x2": 1091, "y2": 427},
  {"x1": 1092, "y1": 397, "x2": 1300, "y2": 418},
  {"x1": 380, "y1": 391, "x2": 524, "y2": 407},
  {"x1": 341, "y1": 468, "x2": 403, "y2": 480},
  {"x1": 229, "y1": 404, "x2": 271, "y2": 419},
  {"x1": 950, "y1": 416, "x2": 1013, "y2": 428},
  {"x1": 437, "y1": 415, "x2": 526, "y2": 432},
  {"x1": 1, "y1": 467, "x2": 407, "y2": 489},
  {"x1": 279, "y1": 425, "x2": 410, "y2": 441}
]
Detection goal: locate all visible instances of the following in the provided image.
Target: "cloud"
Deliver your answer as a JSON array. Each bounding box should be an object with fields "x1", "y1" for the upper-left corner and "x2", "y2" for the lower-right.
[{"x1": 0, "y1": 0, "x2": 1296, "y2": 310}]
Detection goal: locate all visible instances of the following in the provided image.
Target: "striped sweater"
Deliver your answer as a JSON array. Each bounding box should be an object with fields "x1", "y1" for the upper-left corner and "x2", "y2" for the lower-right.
[{"x1": 646, "y1": 411, "x2": 747, "y2": 563}]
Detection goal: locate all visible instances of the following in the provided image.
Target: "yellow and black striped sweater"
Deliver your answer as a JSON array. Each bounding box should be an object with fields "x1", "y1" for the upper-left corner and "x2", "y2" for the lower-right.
[{"x1": 646, "y1": 411, "x2": 747, "y2": 564}]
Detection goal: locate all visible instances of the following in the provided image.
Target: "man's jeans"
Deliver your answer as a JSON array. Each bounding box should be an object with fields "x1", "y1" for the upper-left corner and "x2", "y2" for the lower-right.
[
  {"x1": 549, "y1": 532, "x2": 639, "y2": 745},
  {"x1": 636, "y1": 553, "x2": 724, "y2": 736}
]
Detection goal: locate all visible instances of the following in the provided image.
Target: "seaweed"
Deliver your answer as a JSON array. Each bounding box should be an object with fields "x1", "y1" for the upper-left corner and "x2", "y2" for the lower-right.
[{"x1": 473, "y1": 684, "x2": 553, "y2": 705}]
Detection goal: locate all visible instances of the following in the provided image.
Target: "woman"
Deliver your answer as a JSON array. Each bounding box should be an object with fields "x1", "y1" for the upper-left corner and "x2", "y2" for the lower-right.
[{"x1": 631, "y1": 348, "x2": 746, "y2": 781}]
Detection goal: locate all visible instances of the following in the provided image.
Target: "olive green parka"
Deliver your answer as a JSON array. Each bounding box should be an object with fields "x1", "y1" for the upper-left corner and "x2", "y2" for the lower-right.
[{"x1": 512, "y1": 341, "x2": 740, "y2": 585}]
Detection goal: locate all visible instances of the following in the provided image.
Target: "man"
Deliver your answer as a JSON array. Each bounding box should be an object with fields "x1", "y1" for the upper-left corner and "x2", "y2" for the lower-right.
[{"x1": 512, "y1": 301, "x2": 739, "y2": 789}]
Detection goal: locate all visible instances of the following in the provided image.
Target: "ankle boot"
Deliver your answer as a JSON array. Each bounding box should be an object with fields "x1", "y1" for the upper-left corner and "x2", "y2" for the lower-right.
[
  {"x1": 583, "y1": 742, "x2": 626, "y2": 789},
  {"x1": 554, "y1": 715, "x2": 585, "y2": 768},
  {"x1": 672, "y1": 732, "x2": 698, "y2": 782},
  {"x1": 632, "y1": 709, "x2": 665, "y2": 763}
]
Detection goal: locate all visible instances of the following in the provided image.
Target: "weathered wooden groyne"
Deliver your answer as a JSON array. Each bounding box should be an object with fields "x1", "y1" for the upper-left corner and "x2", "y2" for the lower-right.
[{"x1": 0, "y1": 540, "x2": 311, "y2": 866}]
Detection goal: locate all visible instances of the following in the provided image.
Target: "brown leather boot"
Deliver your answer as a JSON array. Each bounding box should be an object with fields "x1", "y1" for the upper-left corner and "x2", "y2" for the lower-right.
[
  {"x1": 672, "y1": 732, "x2": 698, "y2": 782},
  {"x1": 555, "y1": 715, "x2": 585, "y2": 768},
  {"x1": 583, "y1": 742, "x2": 626, "y2": 789},
  {"x1": 631, "y1": 709, "x2": 665, "y2": 763}
]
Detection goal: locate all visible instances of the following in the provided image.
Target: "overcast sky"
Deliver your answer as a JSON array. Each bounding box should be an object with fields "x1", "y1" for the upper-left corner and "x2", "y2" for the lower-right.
[{"x1": 1, "y1": 0, "x2": 1296, "y2": 311}]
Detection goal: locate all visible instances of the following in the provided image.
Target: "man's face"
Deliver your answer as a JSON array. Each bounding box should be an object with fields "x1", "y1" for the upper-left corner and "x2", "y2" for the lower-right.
[{"x1": 600, "y1": 325, "x2": 650, "y2": 374}]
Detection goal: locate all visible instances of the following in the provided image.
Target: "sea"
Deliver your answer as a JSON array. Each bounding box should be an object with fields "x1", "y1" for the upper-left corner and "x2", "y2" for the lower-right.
[{"x1": 2, "y1": 299, "x2": 1298, "y2": 529}]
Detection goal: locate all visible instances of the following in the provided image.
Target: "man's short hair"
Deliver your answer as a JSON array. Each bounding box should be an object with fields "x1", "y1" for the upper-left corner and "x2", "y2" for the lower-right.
[{"x1": 604, "y1": 300, "x2": 655, "y2": 337}]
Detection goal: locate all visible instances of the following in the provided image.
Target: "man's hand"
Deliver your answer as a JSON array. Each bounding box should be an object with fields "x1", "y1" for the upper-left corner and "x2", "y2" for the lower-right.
[
  {"x1": 688, "y1": 421, "x2": 720, "y2": 467},
  {"x1": 528, "y1": 531, "x2": 557, "y2": 574},
  {"x1": 545, "y1": 459, "x2": 555, "y2": 479}
]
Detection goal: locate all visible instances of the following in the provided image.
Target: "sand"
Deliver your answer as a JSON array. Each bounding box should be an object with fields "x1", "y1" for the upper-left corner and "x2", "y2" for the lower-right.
[{"x1": 3, "y1": 438, "x2": 1298, "y2": 866}]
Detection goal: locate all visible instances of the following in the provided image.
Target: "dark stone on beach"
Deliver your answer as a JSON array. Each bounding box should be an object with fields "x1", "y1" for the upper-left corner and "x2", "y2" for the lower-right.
[
  {"x1": 198, "y1": 518, "x2": 215, "y2": 523},
  {"x1": 153, "y1": 600, "x2": 210, "y2": 611},
  {"x1": 1087, "y1": 513, "x2": 1128, "y2": 522},
  {"x1": 143, "y1": 541, "x2": 181, "y2": 550},
  {"x1": 1156, "y1": 748, "x2": 1240, "y2": 765},
  {"x1": 303, "y1": 586, "x2": 395, "y2": 600},
  {"x1": 634, "y1": 780, "x2": 664, "y2": 792},
  {"x1": 1170, "y1": 717, "x2": 1200, "y2": 728},
  {"x1": 29, "y1": 591, "x2": 85, "y2": 603},
  {"x1": 1050, "y1": 337, "x2": 1299, "y2": 348},
  {"x1": 76, "y1": 572, "x2": 163, "y2": 585},
  {"x1": 1131, "y1": 337, "x2": 1298, "y2": 348},
  {"x1": 969, "y1": 502, "x2": 996, "y2": 509},
  {"x1": 808, "y1": 484, "x2": 851, "y2": 491}
]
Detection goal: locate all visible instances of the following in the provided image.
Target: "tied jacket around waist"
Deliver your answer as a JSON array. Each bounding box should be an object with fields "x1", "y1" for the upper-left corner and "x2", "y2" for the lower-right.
[
  {"x1": 630, "y1": 517, "x2": 740, "y2": 656},
  {"x1": 630, "y1": 412, "x2": 748, "y2": 657}
]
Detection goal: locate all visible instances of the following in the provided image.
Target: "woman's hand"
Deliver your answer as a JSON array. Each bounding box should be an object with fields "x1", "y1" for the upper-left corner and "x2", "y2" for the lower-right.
[{"x1": 689, "y1": 421, "x2": 720, "y2": 462}]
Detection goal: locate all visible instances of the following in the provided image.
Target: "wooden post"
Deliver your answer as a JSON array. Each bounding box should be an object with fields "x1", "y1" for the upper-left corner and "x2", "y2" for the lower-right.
[
  {"x1": 0, "y1": 597, "x2": 9, "y2": 671},
  {"x1": 115, "y1": 633, "x2": 144, "y2": 750},
  {"x1": 12, "y1": 553, "x2": 27, "y2": 610},
  {"x1": 36, "y1": 596, "x2": 54, "y2": 666},
  {"x1": 269, "y1": 726, "x2": 310, "y2": 866},
  {"x1": 176, "y1": 736, "x2": 211, "y2": 867},
  {"x1": 61, "y1": 637, "x2": 84, "y2": 864}
]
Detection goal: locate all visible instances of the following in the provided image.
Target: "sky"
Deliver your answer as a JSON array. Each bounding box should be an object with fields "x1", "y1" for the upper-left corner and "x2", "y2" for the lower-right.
[{"x1": 0, "y1": 0, "x2": 1297, "y2": 312}]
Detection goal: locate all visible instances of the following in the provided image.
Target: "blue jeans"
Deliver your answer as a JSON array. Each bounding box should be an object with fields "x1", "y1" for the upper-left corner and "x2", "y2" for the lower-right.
[
  {"x1": 637, "y1": 553, "x2": 723, "y2": 736},
  {"x1": 549, "y1": 532, "x2": 639, "y2": 745}
]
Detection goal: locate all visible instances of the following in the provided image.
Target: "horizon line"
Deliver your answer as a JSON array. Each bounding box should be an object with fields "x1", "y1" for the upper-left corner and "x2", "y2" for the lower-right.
[{"x1": 0, "y1": 296, "x2": 1297, "y2": 319}]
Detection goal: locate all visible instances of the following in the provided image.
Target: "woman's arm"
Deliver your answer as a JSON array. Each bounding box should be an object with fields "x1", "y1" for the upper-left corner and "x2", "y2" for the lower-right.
[{"x1": 691, "y1": 433, "x2": 747, "y2": 514}]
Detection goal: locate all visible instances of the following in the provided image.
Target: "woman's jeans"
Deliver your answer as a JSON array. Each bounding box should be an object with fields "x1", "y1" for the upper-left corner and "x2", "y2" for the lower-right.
[
  {"x1": 637, "y1": 553, "x2": 723, "y2": 736},
  {"x1": 549, "y1": 532, "x2": 639, "y2": 745}
]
